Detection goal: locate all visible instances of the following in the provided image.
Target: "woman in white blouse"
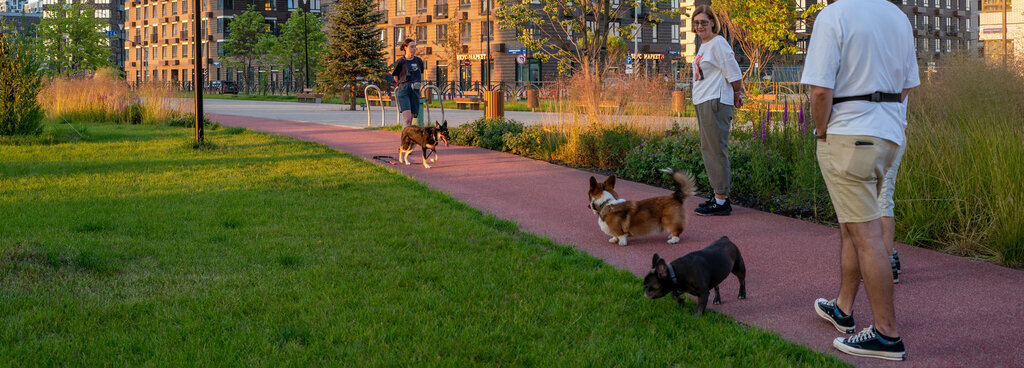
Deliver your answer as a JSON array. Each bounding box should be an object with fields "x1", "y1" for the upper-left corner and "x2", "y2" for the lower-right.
[{"x1": 690, "y1": 5, "x2": 744, "y2": 217}]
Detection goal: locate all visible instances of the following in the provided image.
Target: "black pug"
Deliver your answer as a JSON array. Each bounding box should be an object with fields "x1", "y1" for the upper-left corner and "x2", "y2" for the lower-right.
[
  {"x1": 399, "y1": 121, "x2": 450, "y2": 169},
  {"x1": 643, "y1": 236, "x2": 747, "y2": 316}
]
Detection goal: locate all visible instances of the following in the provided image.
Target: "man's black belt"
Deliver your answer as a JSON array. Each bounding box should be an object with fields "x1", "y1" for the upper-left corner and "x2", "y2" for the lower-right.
[{"x1": 833, "y1": 92, "x2": 902, "y2": 104}]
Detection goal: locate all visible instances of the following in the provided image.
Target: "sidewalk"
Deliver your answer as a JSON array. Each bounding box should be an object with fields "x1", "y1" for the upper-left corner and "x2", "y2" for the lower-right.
[{"x1": 210, "y1": 113, "x2": 1024, "y2": 367}]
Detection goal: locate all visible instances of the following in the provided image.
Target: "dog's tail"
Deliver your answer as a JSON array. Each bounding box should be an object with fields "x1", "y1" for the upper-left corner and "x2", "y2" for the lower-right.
[{"x1": 659, "y1": 168, "x2": 696, "y2": 203}]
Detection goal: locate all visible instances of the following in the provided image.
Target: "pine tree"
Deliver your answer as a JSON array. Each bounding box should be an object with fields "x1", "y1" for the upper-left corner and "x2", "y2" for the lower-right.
[{"x1": 318, "y1": 0, "x2": 386, "y2": 110}]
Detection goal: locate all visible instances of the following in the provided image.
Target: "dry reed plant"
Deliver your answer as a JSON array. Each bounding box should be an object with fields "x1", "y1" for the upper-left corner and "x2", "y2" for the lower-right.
[
  {"x1": 37, "y1": 68, "x2": 189, "y2": 124},
  {"x1": 900, "y1": 54, "x2": 1024, "y2": 266}
]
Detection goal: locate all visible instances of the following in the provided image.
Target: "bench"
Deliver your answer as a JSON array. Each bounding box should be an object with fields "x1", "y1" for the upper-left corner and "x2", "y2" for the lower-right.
[
  {"x1": 365, "y1": 95, "x2": 393, "y2": 107},
  {"x1": 747, "y1": 94, "x2": 786, "y2": 113},
  {"x1": 575, "y1": 100, "x2": 623, "y2": 114},
  {"x1": 454, "y1": 97, "x2": 484, "y2": 110},
  {"x1": 297, "y1": 88, "x2": 324, "y2": 103}
]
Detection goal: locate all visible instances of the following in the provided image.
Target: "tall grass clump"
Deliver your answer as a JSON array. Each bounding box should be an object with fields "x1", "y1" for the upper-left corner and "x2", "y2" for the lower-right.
[
  {"x1": 37, "y1": 69, "x2": 188, "y2": 124},
  {"x1": 900, "y1": 55, "x2": 1024, "y2": 266},
  {"x1": 0, "y1": 28, "x2": 44, "y2": 136}
]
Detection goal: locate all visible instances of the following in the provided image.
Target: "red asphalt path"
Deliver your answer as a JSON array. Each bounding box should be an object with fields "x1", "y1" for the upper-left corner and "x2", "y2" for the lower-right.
[{"x1": 211, "y1": 113, "x2": 1024, "y2": 367}]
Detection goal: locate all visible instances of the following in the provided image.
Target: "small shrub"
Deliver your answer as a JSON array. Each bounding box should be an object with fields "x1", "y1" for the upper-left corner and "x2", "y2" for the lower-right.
[
  {"x1": 0, "y1": 30, "x2": 44, "y2": 136},
  {"x1": 559, "y1": 123, "x2": 643, "y2": 170},
  {"x1": 167, "y1": 114, "x2": 218, "y2": 128},
  {"x1": 449, "y1": 118, "x2": 525, "y2": 151}
]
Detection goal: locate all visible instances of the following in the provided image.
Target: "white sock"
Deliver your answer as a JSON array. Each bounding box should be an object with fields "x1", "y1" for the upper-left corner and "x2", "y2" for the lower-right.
[{"x1": 715, "y1": 197, "x2": 727, "y2": 205}]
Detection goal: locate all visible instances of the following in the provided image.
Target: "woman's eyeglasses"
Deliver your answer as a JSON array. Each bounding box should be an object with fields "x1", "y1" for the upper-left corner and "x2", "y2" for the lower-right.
[{"x1": 693, "y1": 20, "x2": 712, "y2": 27}]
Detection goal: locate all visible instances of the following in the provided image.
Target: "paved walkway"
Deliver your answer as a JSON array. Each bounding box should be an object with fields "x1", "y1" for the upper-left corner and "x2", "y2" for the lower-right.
[
  {"x1": 209, "y1": 109, "x2": 1024, "y2": 368},
  {"x1": 201, "y1": 98, "x2": 697, "y2": 129}
]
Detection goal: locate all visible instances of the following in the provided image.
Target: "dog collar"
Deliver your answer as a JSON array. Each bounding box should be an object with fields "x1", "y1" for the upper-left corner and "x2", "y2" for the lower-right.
[
  {"x1": 593, "y1": 198, "x2": 612, "y2": 212},
  {"x1": 667, "y1": 263, "x2": 679, "y2": 287}
]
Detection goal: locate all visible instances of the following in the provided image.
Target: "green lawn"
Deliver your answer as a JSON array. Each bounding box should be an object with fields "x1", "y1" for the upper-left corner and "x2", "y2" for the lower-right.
[{"x1": 0, "y1": 122, "x2": 845, "y2": 366}]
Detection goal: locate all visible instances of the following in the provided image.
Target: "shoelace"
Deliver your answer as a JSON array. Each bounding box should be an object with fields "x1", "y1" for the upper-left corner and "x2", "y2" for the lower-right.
[{"x1": 847, "y1": 327, "x2": 878, "y2": 344}]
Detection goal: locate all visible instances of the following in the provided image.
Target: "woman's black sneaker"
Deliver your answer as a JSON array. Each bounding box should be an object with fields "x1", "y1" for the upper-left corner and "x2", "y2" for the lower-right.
[
  {"x1": 698, "y1": 197, "x2": 716, "y2": 209},
  {"x1": 814, "y1": 298, "x2": 855, "y2": 334},
  {"x1": 695, "y1": 199, "x2": 731, "y2": 216},
  {"x1": 833, "y1": 326, "x2": 906, "y2": 361}
]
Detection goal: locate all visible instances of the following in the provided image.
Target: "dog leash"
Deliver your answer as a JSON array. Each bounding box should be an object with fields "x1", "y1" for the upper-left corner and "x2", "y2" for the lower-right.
[{"x1": 371, "y1": 155, "x2": 399, "y2": 165}]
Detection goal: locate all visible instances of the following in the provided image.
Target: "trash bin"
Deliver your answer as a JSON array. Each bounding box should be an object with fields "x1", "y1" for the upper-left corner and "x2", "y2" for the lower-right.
[
  {"x1": 484, "y1": 90, "x2": 504, "y2": 118},
  {"x1": 527, "y1": 89, "x2": 539, "y2": 109},
  {"x1": 672, "y1": 91, "x2": 686, "y2": 114}
]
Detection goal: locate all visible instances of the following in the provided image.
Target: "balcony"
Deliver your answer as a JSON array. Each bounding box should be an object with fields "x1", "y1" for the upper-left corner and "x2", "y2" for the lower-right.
[
  {"x1": 149, "y1": 33, "x2": 158, "y2": 43},
  {"x1": 435, "y1": 3, "x2": 448, "y2": 18},
  {"x1": 378, "y1": 9, "x2": 389, "y2": 23}
]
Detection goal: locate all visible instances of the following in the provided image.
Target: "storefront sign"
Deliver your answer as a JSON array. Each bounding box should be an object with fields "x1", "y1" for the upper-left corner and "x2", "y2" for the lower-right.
[
  {"x1": 628, "y1": 53, "x2": 666, "y2": 60},
  {"x1": 457, "y1": 54, "x2": 492, "y2": 60}
]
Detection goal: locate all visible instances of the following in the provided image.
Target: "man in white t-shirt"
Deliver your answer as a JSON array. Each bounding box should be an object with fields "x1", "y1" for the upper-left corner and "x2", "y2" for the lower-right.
[{"x1": 800, "y1": 0, "x2": 919, "y2": 361}]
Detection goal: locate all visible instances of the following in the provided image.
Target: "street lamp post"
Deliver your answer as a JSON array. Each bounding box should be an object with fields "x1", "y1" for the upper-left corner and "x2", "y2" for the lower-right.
[
  {"x1": 194, "y1": 0, "x2": 204, "y2": 143},
  {"x1": 302, "y1": 1, "x2": 311, "y2": 89}
]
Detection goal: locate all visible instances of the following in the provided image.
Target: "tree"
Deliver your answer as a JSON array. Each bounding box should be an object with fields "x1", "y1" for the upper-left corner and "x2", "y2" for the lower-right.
[
  {"x1": 275, "y1": 8, "x2": 325, "y2": 90},
  {"x1": 712, "y1": 0, "x2": 823, "y2": 83},
  {"x1": 36, "y1": 1, "x2": 112, "y2": 76},
  {"x1": 0, "y1": 25, "x2": 45, "y2": 136},
  {"x1": 224, "y1": 5, "x2": 270, "y2": 92},
  {"x1": 318, "y1": 0, "x2": 387, "y2": 110},
  {"x1": 495, "y1": 0, "x2": 680, "y2": 80}
]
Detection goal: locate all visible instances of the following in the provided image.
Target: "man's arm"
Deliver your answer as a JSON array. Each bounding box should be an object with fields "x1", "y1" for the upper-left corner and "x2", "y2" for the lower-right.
[{"x1": 810, "y1": 85, "x2": 834, "y2": 141}]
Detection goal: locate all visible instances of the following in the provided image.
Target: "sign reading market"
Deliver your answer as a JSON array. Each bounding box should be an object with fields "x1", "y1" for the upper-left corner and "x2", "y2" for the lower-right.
[
  {"x1": 628, "y1": 53, "x2": 666, "y2": 60},
  {"x1": 457, "y1": 54, "x2": 492, "y2": 61}
]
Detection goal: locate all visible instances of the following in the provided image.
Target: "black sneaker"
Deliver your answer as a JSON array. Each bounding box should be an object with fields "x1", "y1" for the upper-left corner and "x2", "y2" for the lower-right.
[
  {"x1": 814, "y1": 298, "x2": 855, "y2": 334},
  {"x1": 890, "y1": 255, "x2": 900, "y2": 284},
  {"x1": 893, "y1": 249, "x2": 902, "y2": 274},
  {"x1": 698, "y1": 197, "x2": 716, "y2": 209},
  {"x1": 695, "y1": 198, "x2": 731, "y2": 216},
  {"x1": 833, "y1": 326, "x2": 906, "y2": 361}
]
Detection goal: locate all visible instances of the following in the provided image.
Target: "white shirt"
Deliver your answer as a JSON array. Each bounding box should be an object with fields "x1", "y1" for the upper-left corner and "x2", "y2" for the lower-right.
[
  {"x1": 691, "y1": 36, "x2": 743, "y2": 106},
  {"x1": 800, "y1": 0, "x2": 920, "y2": 146}
]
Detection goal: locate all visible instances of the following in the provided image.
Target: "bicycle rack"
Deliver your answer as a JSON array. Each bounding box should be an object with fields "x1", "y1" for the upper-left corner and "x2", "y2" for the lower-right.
[
  {"x1": 420, "y1": 84, "x2": 445, "y2": 125},
  {"x1": 364, "y1": 85, "x2": 385, "y2": 127}
]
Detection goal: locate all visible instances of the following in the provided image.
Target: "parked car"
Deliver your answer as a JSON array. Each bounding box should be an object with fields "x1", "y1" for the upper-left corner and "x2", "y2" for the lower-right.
[{"x1": 218, "y1": 81, "x2": 239, "y2": 94}]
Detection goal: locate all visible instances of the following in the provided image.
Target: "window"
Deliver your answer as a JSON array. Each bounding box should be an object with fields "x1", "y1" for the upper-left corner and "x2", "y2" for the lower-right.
[
  {"x1": 586, "y1": 20, "x2": 596, "y2": 33},
  {"x1": 436, "y1": 24, "x2": 447, "y2": 42},
  {"x1": 652, "y1": 23, "x2": 657, "y2": 43},
  {"x1": 182, "y1": 44, "x2": 188, "y2": 57},
  {"x1": 380, "y1": 28, "x2": 387, "y2": 42},
  {"x1": 460, "y1": 22, "x2": 470, "y2": 42},
  {"x1": 172, "y1": 46, "x2": 177, "y2": 58},
  {"x1": 395, "y1": 27, "x2": 406, "y2": 43},
  {"x1": 396, "y1": 0, "x2": 406, "y2": 15},
  {"x1": 480, "y1": 21, "x2": 492, "y2": 41},
  {"x1": 671, "y1": 24, "x2": 679, "y2": 43},
  {"x1": 218, "y1": 41, "x2": 225, "y2": 56},
  {"x1": 416, "y1": 25, "x2": 427, "y2": 43},
  {"x1": 609, "y1": 21, "x2": 619, "y2": 37},
  {"x1": 417, "y1": 0, "x2": 427, "y2": 12},
  {"x1": 946, "y1": 39, "x2": 951, "y2": 52},
  {"x1": 934, "y1": 38, "x2": 939, "y2": 52},
  {"x1": 612, "y1": 0, "x2": 618, "y2": 8},
  {"x1": 311, "y1": 0, "x2": 320, "y2": 12},
  {"x1": 670, "y1": 0, "x2": 678, "y2": 9},
  {"x1": 289, "y1": 0, "x2": 297, "y2": 9}
]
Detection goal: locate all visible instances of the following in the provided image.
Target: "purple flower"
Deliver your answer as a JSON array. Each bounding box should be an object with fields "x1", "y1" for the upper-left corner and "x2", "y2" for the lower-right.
[
  {"x1": 799, "y1": 103, "x2": 806, "y2": 134},
  {"x1": 783, "y1": 100, "x2": 789, "y2": 123},
  {"x1": 766, "y1": 107, "x2": 772, "y2": 122}
]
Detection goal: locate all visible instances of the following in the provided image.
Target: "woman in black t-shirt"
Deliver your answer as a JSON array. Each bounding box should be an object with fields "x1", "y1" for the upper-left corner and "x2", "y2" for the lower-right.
[{"x1": 392, "y1": 39, "x2": 425, "y2": 127}]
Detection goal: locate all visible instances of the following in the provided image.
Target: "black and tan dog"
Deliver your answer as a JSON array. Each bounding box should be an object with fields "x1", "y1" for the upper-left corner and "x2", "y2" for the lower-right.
[
  {"x1": 399, "y1": 121, "x2": 450, "y2": 168},
  {"x1": 642, "y1": 236, "x2": 747, "y2": 316},
  {"x1": 588, "y1": 169, "x2": 695, "y2": 246}
]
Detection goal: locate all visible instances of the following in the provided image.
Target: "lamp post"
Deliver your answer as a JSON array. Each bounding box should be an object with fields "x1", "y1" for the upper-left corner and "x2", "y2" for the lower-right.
[
  {"x1": 302, "y1": 1, "x2": 310, "y2": 89},
  {"x1": 194, "y1": 0, "x2": 204, "y2": 143}
]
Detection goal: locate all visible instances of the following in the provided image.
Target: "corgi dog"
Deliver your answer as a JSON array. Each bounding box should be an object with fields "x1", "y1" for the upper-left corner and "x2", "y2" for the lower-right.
[{"x1": 588, "y1": 169, "x2": 695, "y2": 246}]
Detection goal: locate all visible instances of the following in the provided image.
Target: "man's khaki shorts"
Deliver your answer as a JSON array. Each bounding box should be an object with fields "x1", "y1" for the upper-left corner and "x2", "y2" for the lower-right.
[{"x1": 817, "y1": 135, "x2": 899, "y2": 223}]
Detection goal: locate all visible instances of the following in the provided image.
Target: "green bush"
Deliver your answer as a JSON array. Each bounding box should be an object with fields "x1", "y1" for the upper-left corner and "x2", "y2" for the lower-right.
[
  {"x1": 124, "y1": 102, "x2": 144, "y2": 125},
  {"x1": 449, "y1": 118, "x2": 525, "y2": 150},
  {"x1": 0, "y1": 30, "x2": 44, "y2": 136},
  {"x1": 560, "y1": 124, "x2": 644, "y2": 169},
  {"x1": 618, "y1": 127, "x2": 706, "y2": 189}
]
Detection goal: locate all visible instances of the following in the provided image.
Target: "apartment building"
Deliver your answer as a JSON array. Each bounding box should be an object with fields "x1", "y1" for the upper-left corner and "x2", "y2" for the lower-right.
[
  {"x1": 377, "y1": 0, "x2": 681, "y2": 89},
  {"x1": 123, "y1": 0, "x2": 322, "y2": 85},
  {"x1": 891, "y1": 0, "x2": 982, "y2": 59},
  {"x1": 978, "y1": 0, "x2": 1023, "y2": 59}
]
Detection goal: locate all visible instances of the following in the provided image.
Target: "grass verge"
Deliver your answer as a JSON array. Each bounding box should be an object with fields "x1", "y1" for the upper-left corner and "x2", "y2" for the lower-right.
[{"x1": 0, "y1": 121, "x2": 846, "y2": 366}]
